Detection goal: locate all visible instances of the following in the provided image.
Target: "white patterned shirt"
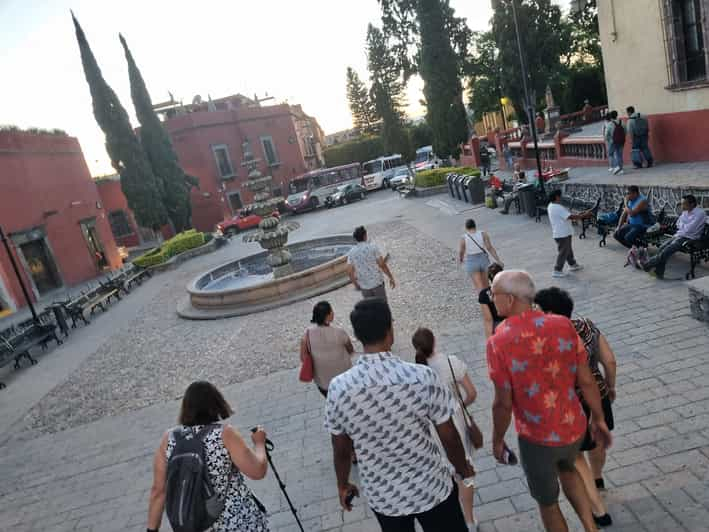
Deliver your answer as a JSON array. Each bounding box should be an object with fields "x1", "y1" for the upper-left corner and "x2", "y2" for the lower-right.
[
  {"x1": 324, "y1": 352, "x2": 456, "y2": 516},
  {"x1": 347, "y1": 242, "x2": 384, "y2": 290}
]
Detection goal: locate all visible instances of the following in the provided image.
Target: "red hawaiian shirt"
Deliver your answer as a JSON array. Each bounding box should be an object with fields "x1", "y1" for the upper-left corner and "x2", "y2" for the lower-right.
[{"x1": 487, "y1": 309, "x2": 587, "y2": 446}]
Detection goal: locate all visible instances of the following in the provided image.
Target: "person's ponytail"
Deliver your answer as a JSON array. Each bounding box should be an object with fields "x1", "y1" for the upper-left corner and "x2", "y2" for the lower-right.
[{"x1": 412, "y1": 328, "x2": 435, "y2": 366}]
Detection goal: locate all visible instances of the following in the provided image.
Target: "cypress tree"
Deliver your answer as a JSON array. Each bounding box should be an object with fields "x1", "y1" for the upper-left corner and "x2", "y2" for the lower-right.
[
  {"x1": 346, "y1": 67, "x2": 379, "y2": 134},
  {"x1": 417, "y1": 0, "x2": 468, "y2": 159},
  {"x1": 71, "y1": 13, "x2": 167, "y2": 230},
  {"x1": 120, "y1": 35, "x2": 197, "y2": 233},
  {"x1": 366, "y1": 25, "x2": 411, "y2": 159}
]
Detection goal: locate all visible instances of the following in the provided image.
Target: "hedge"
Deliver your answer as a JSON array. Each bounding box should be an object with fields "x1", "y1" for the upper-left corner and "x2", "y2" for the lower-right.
[
  {"x1": 323, "y1": 136, "x2": 385, "y2": 167},
  {"x1": 133, "y1": 230, "x2": 206, "y2": 268},
  {"x1": 414, "y1": 166, "x2": 481, "y2": 188}
]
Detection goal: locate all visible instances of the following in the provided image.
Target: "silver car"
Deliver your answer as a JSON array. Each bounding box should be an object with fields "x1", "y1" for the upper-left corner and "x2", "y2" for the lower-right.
[{"x1": 389, "y1": 166, "x2": 413, "y2": 190}]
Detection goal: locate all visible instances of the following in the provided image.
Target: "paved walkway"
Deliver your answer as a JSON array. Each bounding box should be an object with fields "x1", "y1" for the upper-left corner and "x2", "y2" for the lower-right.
[{"x1": 1, "y1": 193, "x2": 709, "y2": 531}]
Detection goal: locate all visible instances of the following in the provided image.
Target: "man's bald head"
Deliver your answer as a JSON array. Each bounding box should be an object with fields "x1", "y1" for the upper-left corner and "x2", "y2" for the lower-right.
[{"x1": 492, "y1": 270, "x2": 536, "y2": 304}]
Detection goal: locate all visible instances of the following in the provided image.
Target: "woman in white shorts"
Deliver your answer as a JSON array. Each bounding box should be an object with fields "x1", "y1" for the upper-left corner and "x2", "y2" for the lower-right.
[{"x1": 458, "y1": 218, "x2": 503, "y2": 290}]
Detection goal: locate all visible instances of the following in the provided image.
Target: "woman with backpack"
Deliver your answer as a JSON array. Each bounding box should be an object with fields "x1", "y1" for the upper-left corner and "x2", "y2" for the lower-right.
[
  {"x1": 147, "y1": 381, "x2": 270, "y2": 532},
  {"x1": 458, "y1": 218, "x2": 504, "y2": 291}
]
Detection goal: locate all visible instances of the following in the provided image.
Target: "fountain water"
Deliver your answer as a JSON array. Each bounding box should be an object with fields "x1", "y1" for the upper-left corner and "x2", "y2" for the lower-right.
[{"x1": 239, "y1": 138, "x2": 299, "y2": 278}]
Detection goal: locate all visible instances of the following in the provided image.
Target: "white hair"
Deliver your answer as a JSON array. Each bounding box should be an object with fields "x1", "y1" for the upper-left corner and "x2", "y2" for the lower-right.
[{"x1": 492, "y1": 270, "x2": 536, "y2": 302}]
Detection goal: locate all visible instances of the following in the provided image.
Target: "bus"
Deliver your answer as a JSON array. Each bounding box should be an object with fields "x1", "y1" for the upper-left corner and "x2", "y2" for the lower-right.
[
  {"x1": 413, "y1": 145, "x2": 444, "y2": 172},
  {"x1": 362, "y1": 154, "x2": 405, "y2": 190},
  {"x1": 286, "y1": 163, "x2": 362, "y2": 213}
]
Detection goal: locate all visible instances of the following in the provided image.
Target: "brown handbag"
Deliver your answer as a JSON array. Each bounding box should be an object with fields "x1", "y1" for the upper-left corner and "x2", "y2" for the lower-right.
[{"x1": 447, "y1": 357, "x2": 484, "y2": 450}]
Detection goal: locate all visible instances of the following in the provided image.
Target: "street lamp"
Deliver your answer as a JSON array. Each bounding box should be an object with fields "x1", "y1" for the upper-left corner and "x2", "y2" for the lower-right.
[
  {"x1": 0, "y1": 226, "x2": 39, "y2": 323},
  {"x1": 510, "y1": 0, "x2": 545, "y2": 194}
]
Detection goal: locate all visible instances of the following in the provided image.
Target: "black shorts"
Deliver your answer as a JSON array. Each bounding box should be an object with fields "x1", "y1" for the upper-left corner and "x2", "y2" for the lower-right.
[{"x1": 580, "y1": 395, "x2": 614, "y2": 452}]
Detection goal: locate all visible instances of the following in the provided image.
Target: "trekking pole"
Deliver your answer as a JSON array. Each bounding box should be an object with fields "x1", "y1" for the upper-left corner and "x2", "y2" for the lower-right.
[{"x1": 252, "y1": 428, "x2": 305, "y2": 532}]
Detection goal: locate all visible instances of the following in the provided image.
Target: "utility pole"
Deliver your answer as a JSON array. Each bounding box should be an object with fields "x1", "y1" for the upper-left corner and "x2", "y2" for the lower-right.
[
  {"x1": 510, "y1": 0, "x2": 545, "y2": 194},
  {"x1": 0, "y1": 226, "x2": 39, "y2": 323}
]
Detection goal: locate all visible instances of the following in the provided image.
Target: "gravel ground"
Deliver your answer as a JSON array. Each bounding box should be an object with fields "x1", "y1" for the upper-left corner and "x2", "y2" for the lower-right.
[{"x1": 23, "y1": 221, "x2": 480, "y2": 433}]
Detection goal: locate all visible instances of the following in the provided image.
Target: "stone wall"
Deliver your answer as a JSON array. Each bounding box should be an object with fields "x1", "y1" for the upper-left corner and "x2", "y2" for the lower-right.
[{"x1": 561, "y1": 182, "x2": 709, "y2": 216}]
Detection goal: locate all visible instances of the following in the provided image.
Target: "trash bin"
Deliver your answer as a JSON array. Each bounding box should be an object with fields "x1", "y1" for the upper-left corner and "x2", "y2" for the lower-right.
[
  {"x1": 452, "y1": 175, "x2": 463, "y2": 200},
  {"x1": 518, "y1": 183, "x2": 538, "y2": 218},
  {"x1": 467, "y1": 176, "x2": 486, "y2": 205},
  {"x1": 460, "y1": 176, "x2": 471, "y2": 202},
  {"x1": 447, "y1": 173, "x2": 456, "y2": 198}
]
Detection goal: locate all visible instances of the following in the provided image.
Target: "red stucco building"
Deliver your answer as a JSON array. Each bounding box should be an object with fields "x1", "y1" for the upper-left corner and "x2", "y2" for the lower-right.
[
  {"x1": 156, "y1": 94, "x2": 325, "y2": 232},
  {"x1": 0, "y1": 130, "x2": 120, "y2": 316}
]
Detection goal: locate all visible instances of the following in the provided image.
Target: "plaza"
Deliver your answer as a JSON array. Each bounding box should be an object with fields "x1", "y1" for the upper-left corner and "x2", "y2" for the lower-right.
[{"x1": 1, "y1": 190, "x2": 708, "y2": 531}]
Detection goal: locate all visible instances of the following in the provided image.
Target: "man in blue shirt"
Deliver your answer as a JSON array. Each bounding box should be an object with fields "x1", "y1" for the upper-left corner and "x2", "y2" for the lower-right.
[
  {"x1": 643, "y1": 195, "x2": 707, "y2": 279},
  {"x1": 614, "y1": 186, "x2": 653, "y2": 248}
]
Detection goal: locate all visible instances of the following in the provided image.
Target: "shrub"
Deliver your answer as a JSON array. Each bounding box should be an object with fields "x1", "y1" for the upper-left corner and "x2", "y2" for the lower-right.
[
  {"x1": 132, "y1": 230, "x2": 206, "y2": 268},
  {"x1": 414, "y1": 166, "x2": 481, "y2": 188},
  {"x1": 323, "y1": 135, "x2": 385, "y2": 167}
]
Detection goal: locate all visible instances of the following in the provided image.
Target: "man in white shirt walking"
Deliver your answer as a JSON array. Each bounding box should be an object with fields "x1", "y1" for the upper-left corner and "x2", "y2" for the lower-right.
[
  {"x1": 547, "y1": 190, "x2": 595, "y2": 278},
  {"x1": 347, "y1": 226, "x2": 396, "y2": 300}
]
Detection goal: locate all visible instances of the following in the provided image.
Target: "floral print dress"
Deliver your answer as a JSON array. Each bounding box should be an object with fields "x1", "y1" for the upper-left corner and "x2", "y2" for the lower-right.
[{"x1": 166, "y1": 425, "x2": 269, "y2": 531}]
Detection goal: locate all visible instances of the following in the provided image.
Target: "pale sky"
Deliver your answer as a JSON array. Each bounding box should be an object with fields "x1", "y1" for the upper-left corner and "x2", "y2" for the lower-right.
[{"x1": 0, "y1": 0, "x2": 562, "y2": 176}]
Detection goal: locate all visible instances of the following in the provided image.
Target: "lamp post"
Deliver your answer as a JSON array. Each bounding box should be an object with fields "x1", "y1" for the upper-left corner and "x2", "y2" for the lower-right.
[
  {"x1": 510, "y1": 0, "x2": 545, "y2": 194},
  {"x1": 0, "y1": 226, "x2": 39, "y2": 323}
]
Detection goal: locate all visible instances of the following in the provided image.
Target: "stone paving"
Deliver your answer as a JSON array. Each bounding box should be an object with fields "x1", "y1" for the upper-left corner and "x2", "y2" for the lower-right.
[{"x1": 1, "y1": 192, "x2": 709, "y2": 531}]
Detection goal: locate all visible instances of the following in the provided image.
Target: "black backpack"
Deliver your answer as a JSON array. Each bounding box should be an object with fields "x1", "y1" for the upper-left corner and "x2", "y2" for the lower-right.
[{"x1": 165, "y1": 425, "x2": 225, "y2": 532}]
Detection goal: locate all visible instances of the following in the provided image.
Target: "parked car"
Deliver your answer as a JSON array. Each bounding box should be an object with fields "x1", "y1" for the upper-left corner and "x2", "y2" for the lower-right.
[
  {"x1": 390, "y1": 166, "x2": 413, "y2": 190},
  {"x1": 217, "y1": 210, "x2": 279, "y2": 236},
  {"x1": 325, "y1": 183, "x2": 367, "y2": 208}
]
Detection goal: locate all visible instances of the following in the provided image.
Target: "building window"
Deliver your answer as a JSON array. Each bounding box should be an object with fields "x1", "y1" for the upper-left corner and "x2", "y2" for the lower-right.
[
  {"x1": 662, "y1": 0, "x2": 709, "y2": 87},
  {"x1": 108, "y1": 210, "x2": 133, "y2": 238},
  {"x1": 228, "y1": 192, "x2": 243, "y2": 213},
  {"x1": 260, "y1": 136, "x2": 280, "y2": 166},
  {"x1": 212, "y1": 144, "x2": 235, "y2": 177}
]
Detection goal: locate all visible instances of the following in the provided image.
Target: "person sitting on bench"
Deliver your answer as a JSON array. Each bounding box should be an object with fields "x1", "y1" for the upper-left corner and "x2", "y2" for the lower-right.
[
  {"x1": 500, "y1": 164, "x2": 527, "y2": 215},
  {"x1": 643, "y1": 195, "x2": 706, "y2": 279},
  {"x1": 614, "y1": 186, "x2": 653, "y2": 248}
]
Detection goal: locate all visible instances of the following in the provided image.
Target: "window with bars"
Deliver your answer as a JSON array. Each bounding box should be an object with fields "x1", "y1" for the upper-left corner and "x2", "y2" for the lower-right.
[
  {"x1": 108, "y1": 210, "x2": 134, "y2": 238},
  {"x1": 661, "y1": 0, "x2": 709, "y2": 88},
  {"x1": 212, "y1": 144, "x2": 235, "y2": 178},
  {"x1": 260, "y1": 136, "x2": 280, "y2": 166}
]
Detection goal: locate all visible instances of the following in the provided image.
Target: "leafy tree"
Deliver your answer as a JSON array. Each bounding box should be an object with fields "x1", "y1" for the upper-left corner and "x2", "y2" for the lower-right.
[
  {"x1": 466, "y1": 32, "x2": 503, "y2": 118},
  {"x1": 72, "y1": 13, "x2": 167, "y2": 229},
  {"x1": 346, "y1": 67, "x2": 379, "y2": 134},
  {"x1": 568, "y1": 0, "x2": 602, "y2": 66},
  {"x1": 408, "y1": 121, "x2": 434, "y2": 149},
  {"x1": 379, "y1": 0, "x2": 471, "y2": 159},
  {"x1": 323, "y1": 136, "x2": 385, "y2": 167},
  {"x1": 366, "y1": 24, "x2": 411, "y2": 158},
  {"x1": 489, "y1": 0, "x2": 572, "y2": 122},
  {"x1": 120, "y1": 35, "x2": 197, "y2": 233}
]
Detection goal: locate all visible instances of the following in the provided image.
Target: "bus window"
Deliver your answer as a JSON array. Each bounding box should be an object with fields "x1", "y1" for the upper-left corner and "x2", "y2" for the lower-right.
[{"x1": 363, "y1": 160, "x2": 382, "y2": 175}]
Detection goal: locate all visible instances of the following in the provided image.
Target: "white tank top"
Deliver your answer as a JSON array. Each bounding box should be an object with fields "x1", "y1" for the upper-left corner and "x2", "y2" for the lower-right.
[{"x1": 463, "y1": 231, "x2": 486, "y2": 256}]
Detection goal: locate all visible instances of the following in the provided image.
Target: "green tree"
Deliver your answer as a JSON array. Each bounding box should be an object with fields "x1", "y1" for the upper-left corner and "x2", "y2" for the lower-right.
[
  {"x1": 408, "y1": 121, "x2": 433, "y2": 149},
  {"x1": 346, "y1": 67, "x2": 379, "y2": 134},
  {"x1": 120, "y1": 35, "x2": 197, "y2": 233},
  {"x1": 72, "y1": 13, "x2": 167, "y2": 229},
  {"x1": 366, "y1": 24, "x2": 412, "y2": 159},
  {"x1": 466, "y1": 32, "x2": 503, "y2": 118},
  {"x1": 490, "y1": 0, "x2": 572, "y2": 122},
  {"x1": 379, "y1": 0, "x2": 472, "y2": 159}
]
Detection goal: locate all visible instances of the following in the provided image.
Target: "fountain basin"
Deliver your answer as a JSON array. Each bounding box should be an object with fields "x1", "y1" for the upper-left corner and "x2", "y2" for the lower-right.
[{"x1": 177, "y1": 235, "x2": 355, "y2": 319}]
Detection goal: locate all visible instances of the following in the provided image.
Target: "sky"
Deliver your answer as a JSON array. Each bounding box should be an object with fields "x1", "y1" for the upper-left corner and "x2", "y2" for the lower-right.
[{"x1": 0, "y1": 0, "x2": 563, "y2": 176}]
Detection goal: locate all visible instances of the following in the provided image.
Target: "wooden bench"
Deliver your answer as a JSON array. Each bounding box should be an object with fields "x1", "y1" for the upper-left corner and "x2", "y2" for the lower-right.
[
  {"x1": 637, "y1": 213, "x2": 709, "y2": 279},
  {"x1": 0, "y1": 323, "x2": 61, "y2": 389}
]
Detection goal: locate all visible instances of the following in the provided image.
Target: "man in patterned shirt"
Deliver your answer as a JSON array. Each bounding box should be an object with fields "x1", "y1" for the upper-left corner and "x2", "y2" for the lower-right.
[
  {"x1": 325, "y1": 298, "x2": 474, "y2": 531},
  {"x1": 347, "y1": 226, "x2": 396, "y2": 300},
  {"x1": 487, "y1": 271, "x2": 612, "y2": 532}
]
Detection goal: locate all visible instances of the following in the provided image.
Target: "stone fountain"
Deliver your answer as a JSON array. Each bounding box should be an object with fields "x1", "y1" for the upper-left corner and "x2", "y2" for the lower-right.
[{"x1": 239, "y1": 138, "x2": 299, "y2": 277}]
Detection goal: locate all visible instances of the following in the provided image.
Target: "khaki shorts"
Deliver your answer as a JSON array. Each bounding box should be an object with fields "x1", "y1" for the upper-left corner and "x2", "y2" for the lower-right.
[{"x1": 518, "y1": 436, "x2": 583, "y2": 506}]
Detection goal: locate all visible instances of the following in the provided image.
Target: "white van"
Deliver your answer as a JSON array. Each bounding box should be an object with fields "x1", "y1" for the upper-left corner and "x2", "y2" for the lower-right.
[
  {"x1": 414, "y1": 145, "x2": 444, "y2": 172},
  {"x1": 362, "y1": 154, "x2": 405, "y2": 190}
]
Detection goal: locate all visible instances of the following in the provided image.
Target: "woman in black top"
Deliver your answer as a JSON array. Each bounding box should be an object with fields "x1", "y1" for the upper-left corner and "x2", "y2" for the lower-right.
[{"x1": 479, "y1": 263, "x2": 504, "y2": 338}]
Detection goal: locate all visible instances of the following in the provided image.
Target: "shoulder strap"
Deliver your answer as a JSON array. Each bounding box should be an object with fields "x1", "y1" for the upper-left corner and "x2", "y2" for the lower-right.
[
  {"x1": 465, "y1": 233, "x2": 488, "y2": 256},
  {"x1": 305, "y1": 329, "x2": 312, "y2": 356},
  {"x1": 447, "y1": 357, "x2": 473, "y2": 424}
]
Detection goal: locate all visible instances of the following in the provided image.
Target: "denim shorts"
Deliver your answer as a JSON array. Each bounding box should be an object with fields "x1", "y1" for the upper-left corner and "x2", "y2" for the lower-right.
[{"x1": 464, "y1": 253, "x2": 489, "y2": 274}]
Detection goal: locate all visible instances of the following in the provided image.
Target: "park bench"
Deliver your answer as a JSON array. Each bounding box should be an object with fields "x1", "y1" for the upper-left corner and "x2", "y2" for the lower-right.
[
  {"x1": 59, "y1": 283, "x2": 121, "y2": 328},
  {"x1": 0, "y1": 321, "x2": 61, "y2": 389},
  {"x1": 124, "y1": 266, "x2": 152, "y2": 291},
  {"x1": 536, "y1": 194, "x2": 600, "y2": 240},
  {"x1": 594, "y1": 200, "x2": 625, "y2": 247},
  {"x1": 636, "y1": 212, "x2": 709, "y2": 280}
]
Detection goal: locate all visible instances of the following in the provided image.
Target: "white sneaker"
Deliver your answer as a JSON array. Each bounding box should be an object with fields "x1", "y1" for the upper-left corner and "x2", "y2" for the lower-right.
[
  {"x1": 613, "y1": 168, "x2": 624, "y2": 175},
  {"x1": 552, "y1": 270, "x2": 568, "y2": 278},
  {"x1": 608, "y1": 167, "x2": 615, "y2": 173},
  {"x1": 569, "y1": 264, "x2": 584, "y2": 272}
]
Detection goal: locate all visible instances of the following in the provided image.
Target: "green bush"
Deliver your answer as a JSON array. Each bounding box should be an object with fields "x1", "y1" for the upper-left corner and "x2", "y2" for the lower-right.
[
  {"x1": 132, "y1": 230, "x2": 206, "y2": 268},
  {"x1": 414, "y1": 166, "x2": 481, "y2": 188},
  {"x1": 323, "y1": 136, "x2": 385, "y2": 167}
]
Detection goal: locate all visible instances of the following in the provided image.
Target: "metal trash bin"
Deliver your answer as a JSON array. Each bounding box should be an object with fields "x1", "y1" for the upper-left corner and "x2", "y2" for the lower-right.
[
  {"x1": 518, "y1": 183, "x2": 538, "y2": 218},
  {"x1": 467, "y1": 176, "x2": 486, "y2": 205},
  {"x1": 460, "y1": 176, "x2": 471, "y2": 202},
  {"x1": 447, "y1": 173, "x2": 456, "y2": 198},
  {"x1": 452, "y1": 175, "x2": 463, "y2": 200}
]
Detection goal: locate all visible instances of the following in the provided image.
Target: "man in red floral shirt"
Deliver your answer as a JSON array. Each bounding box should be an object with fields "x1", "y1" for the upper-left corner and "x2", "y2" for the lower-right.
[{"x1": 487, "y1": 271, "x2": 611, "y2": 532}]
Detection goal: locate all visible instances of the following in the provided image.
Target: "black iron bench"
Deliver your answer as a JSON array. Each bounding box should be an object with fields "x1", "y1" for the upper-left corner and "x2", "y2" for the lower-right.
[
  {"x1": 124, "y1": 267, "x2": 152, "y2": 290},
  {"x1": 637, "y1": 214, "x2": 709, "y2": 280},
  {"x1": 536, "y1": 194, "x2": 600, "y2": 239},
  {"x1": 0, "y1": 323, "x2": 61, "y2": 389},
  {"x1": 59, "y1": 283, "x2": 121, "y2": 328},
  {"x1": 593, "y1": 200, "x2": 625, "y2": 247}
]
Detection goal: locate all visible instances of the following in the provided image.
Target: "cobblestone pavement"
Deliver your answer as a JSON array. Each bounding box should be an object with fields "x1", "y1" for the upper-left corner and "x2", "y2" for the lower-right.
[{"x1": 1, "y1": 192, "x2": 708, "y2": 531}]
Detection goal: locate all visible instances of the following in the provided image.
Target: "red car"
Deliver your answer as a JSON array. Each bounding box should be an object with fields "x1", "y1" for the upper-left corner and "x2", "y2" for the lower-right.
[{"x1": 217, "y1": 211, "x2": 279, "y2": 236}]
